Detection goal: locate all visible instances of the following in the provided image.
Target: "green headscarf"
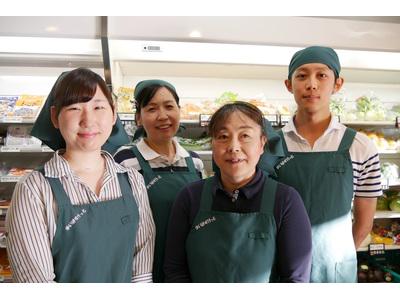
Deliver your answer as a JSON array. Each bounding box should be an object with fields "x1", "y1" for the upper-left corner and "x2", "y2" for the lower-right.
[
  {"x1": 134, "y1": 79, "x2": 176, "y2": 99},
  {"x1": 288, "y1": 46, "x2": 341, "y2": 79},
  {"x1": 31, "y1": 71, "x2": 130, "y2": 155}
]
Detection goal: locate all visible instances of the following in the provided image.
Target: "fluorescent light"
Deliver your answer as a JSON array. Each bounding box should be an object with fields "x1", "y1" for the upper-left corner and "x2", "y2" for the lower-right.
[
  {"x1": 189, "y1": 30, "x2": 202, "y2": 38},
  {"x1": 0, "y1": 36, "x2": 101, "y2": 56}
]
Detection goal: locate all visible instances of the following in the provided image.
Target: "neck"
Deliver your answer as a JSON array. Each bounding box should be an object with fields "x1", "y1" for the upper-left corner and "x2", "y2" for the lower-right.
[
  {"x1": 294, "y1": 110, "x2": 331, "y2": 147},
  {"x1": 220, "y1": 172, "x2": 256, "y2": 194},
  {"x1": 144, "y1": 138, "x2": 176, "y2": 161},
  {"x1": 62, "y1": 150, "x2": 105, "y2": 174}
]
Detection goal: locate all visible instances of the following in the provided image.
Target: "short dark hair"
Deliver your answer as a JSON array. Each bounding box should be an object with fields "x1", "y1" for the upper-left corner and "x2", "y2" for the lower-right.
[
  {"x1": 134, "y1": 84, "x2": 179, "y2": 114},
  {"x1": 208, "y1": 101, "x2": 266, "y2": 138},
  {"x1": 53, "y1": 67, "x2": 113, "y2": 116}
]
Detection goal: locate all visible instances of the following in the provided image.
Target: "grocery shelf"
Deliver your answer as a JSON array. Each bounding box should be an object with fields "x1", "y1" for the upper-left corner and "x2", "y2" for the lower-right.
[{"x1": 375, "y1": 210, "x2": 400, "y2": 219}]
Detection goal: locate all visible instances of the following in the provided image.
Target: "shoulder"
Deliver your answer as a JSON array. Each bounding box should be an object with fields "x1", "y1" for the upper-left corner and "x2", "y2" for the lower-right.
[
  {"x1": 350, "y1": 130, "x2": 379, "y2": 161},
  {"x1": 113, "y1": 146, "x2": 136, "y2": 162}
]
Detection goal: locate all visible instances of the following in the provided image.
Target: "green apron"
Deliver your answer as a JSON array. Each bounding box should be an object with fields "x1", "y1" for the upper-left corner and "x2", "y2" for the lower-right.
[
  {"x1": 41, "y1": 169, "x2": 139, "y2": 282},
  {"x1": 275, "y1": 128, "x2": 357, "y2": 283},
  {"x1": 186, "y1": 176, "x2": 278, "y2": 283},
  {"x1": 131, "y1": 146, "x2": 200, "y2": 283}
]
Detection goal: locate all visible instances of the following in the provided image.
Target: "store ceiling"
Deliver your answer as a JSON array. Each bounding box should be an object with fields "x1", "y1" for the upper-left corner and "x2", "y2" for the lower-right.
[{"x1": 0, "y1": 16, "x2": 400, "y2": 52}]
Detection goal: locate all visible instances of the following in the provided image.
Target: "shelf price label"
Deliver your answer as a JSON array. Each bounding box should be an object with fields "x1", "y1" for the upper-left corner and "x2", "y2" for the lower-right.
[
  {"x1": 0, "y1": 146, "x2": 21, "y2": 152},
  {"x1": 118, "y1": 113, "x2": 135, "y2": 121},
  {"x1": 368, "y1": 243, "x2": 385, "y2": 256},
  {"x1": 264, "y1": 114, "x2": 279, "y2": 126},
  {"x1": 1, "y1": 116, "x2": 23, "y2": 123},
  {"x1": 199, "y1": 114, "x2": 212, "y2": 127},
  {"x1": 0, "y1": 176, "x2": 19, "y2": 183}
]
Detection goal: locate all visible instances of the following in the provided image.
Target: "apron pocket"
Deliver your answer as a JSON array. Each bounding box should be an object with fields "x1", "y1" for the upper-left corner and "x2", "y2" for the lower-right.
[
  {"x1": 121, "y1": 215, "x2": 133, "y2": 225},
  {"x1": 248, "y1": 231, "x2": 268, "y2": 239},
  {"x1": 335, "y1": 259, "x2": 357, "y2": 283}
]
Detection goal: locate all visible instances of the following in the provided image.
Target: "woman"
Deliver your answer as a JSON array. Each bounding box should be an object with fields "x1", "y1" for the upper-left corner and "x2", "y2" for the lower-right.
[
  {"x1": 113, "y1": 79, "x2": 205, "y2": 282},
  {"x1": 164, "y1": 101, "x2": 312, "y2": 282},
  {"x1": 6, "y1": 68, "x2": 155, "y2": 283}
]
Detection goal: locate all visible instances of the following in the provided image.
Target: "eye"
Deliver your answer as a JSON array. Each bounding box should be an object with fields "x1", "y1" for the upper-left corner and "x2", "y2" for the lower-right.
[
  {"x1": 146, "y1": 107, "x2": 156, "y2": 112},
  {"x1": 295, "y1": 73, "x2": 306, "y2": 79},
  {"x1": 216, "y1": 133, "x2": 228, "y2": 141},
  {"x1": 95, "y1": 105, "x2": 106, "y2": 110},
  {"x1": 66, "y1": 106, "x2": 80, "y2": 111},
  {"x1": 319, "y1": 73, "x2": 328, "y2": 78}
]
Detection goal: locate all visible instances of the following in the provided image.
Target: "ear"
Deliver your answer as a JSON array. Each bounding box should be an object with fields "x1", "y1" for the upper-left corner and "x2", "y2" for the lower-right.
[
  {"x1": 112, "y1": 109, "x2": 117, "y2": 125},
  {"x1": 50, "y1": 106, "x2": 59, "y2": 129},
  {"x1": 284, "y1": 79, "x2": 293, "y2": 94},
  {"x1": 260, "y1": 135, "x2": 267, "y2": 151},
  {"x1": 333, "y1": 77, "x2": 344, "y2": 93},
  {"x1": 135, "y1": 112, "x2": 142, "y2": 126}
]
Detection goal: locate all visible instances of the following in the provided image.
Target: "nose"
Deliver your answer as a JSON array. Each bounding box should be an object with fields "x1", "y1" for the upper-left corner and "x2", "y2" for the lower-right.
[
  {"x1": 80, "y1": 108, "x2": 95, "y2": 127},
  {"x1": 306, "y1": 76, "x2": 318, "y2": 90},
  {"x1": 157, "y1": 107, "x2": 168, "y2": 120},
  {"x1": 227, "y1": 137, "x2": 240, "y2": 153}
]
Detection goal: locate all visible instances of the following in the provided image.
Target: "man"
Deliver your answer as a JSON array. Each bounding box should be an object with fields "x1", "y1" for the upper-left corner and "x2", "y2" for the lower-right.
[{"x1": 274, "y1": 46, "x2": 381, "y2": 282}]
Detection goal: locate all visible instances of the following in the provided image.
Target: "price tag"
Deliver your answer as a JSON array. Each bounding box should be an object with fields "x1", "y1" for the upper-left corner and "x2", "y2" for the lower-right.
[
  {"x1": 368, "y1": 243, "x2": 385, "y2": 256},
  {"x1": 118, "y1": 113, "x2": 135, "y2": 121},
  {"x1": 2, "y1": 116, "x2": 23, "y2": 123},
  {"x1": 199, "y1": 114, "x2": 212, "y2": 127},
  {"x1": 0, "y1": 176, "x2": 19, "y2": 183},
  {"x1": 264, "y1": 114, "x2": 279, "y2": 126},
  {"x1": 0, "y1": 146, "x2": 21, "y2": 152}
]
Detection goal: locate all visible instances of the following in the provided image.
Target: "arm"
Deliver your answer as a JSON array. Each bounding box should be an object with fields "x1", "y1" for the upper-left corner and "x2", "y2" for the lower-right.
[
  {"x1": 352, "y1": 196, "x2": 376, "y2": 249},
  {"x1": 128, "y1": 170, "x2": 156, "y2": 283},
  {"x1": 6, "y1": 175, "x2": 56, "y2": 282},
  {"x1": 164, "y1": 186, "x2": 193, "y2": 282},
  {"x1": 275, "y1": 184, "x2": 312, "y2": 283}
]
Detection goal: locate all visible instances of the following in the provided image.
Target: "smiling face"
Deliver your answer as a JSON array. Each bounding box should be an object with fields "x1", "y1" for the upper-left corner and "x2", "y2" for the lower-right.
[
  {"x1": 212, "y1": 111, "x2": 266, "y2": 189},
  {"x1": 285, "y1": 63, "x2": 343, "y2": 118},
  {"x1": 51, "y1": 86, "x2": 116, "y2": 154},
  {"x1": 136, "y1": 87, "x2": 180, "y2": 144}
]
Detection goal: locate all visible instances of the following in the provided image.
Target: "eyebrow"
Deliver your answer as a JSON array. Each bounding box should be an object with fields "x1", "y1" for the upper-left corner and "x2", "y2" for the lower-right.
[
  {"x1": 218, "y1": 125, "x2": 256, "y2": 131},
  {"x1": 296, "y1": 66, "x2": 330, "y2": 72}
]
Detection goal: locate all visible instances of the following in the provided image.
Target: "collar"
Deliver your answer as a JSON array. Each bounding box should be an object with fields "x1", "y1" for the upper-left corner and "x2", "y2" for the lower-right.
[
  {"x1": 44, "y1": 150, "x2": 127, "y2": 178},
  {"x1": 212, "y1": 167, "x2": 265, "y2": 200},
  {"x1": 282, "y1": 114, "x2": 341, "y2": 138},
  {"x1": 136, "y1": 137, "x2": 190, "y2": 161}
]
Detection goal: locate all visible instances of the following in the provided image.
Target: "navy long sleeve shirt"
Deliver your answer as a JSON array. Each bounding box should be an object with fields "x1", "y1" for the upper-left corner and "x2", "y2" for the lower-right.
[{"x1": 164, "y1": 168, "x2": 312, "y2": 282}]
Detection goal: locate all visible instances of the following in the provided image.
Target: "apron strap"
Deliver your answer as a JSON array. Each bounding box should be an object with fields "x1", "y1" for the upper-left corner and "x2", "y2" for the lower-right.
[
  {"x1": 277, "y1": 130, "x2": 289, "y2": 154},
  {"x1": 117, "y1": 172, "x2": 135, "y2": 202},
  {"x1": 259, "y1": 177, "x2": 277, "y2": 215},
  {"x1": 337, "y1": 128, "x2": 357, "y2": 152},
  {"x1": 37, "y1": 166, "x2": 71, "y2": 208},
  {"x1": 184, "y1": 155, "x2": 197, "y2": 174},
  {"x1": 199, "y1": 177, "x2": 215, "y2": 211},
  {"x1": 131, "y1": 146, "x2": 156, "y2": 177}
]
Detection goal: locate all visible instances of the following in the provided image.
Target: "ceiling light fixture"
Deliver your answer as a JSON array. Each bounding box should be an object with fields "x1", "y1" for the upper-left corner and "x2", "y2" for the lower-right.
[
  {"x1": 189, "y1": 30, "x2": 202, "y2": 38},
  {"x1": 45, "y1": 26, "x2": 58, "y2": 32}
]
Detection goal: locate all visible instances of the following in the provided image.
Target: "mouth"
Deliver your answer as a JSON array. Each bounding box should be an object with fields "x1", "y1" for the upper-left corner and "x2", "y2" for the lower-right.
[
  {"x1": 156, "y1": 124, "x2": 172, "y2": 130},
  {"x1": 78, "y1": 132, "x2": 98, "y2": 138},
  {"x1": 226, "y1": 158, "x2": 245, "y2": 164},
  {"x1": 303, "y1": 95, "x2": 320, "y2": 101}
]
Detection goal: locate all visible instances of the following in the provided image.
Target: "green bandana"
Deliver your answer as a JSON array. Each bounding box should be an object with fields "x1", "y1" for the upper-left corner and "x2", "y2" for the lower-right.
[
  {"x1": 134, "y1": 79, "x2": 176, "y2": 99},
  {"x1": 288, "y1": 46, "x2": 341, "y2": 79},
  {"x1": 31, "y1": 72, "x2": 130, "y2": 155}
]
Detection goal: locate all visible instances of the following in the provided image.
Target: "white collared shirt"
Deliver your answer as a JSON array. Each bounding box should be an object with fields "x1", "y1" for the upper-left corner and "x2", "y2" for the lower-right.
[
  {"x1": 114, "y1": 137, "x2": 205, "y2": 177},
  {"x1": 281, "y1": 116, "x2": 382, "y2": 198},
  {"x1": 6, "y1": 150, "x2": 155, "y2": 283}
]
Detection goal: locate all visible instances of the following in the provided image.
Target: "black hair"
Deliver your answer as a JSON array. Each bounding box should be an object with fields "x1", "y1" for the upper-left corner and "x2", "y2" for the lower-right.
[
  {"x1": 53, "y1": 67, "x2": 113, "y2": 116},
  {"x1": 134, "y1": 84, "x2": 179, "y2": 115},
  {"x1": 208, "y1": 101, "x2": 266, "y2": 138}
]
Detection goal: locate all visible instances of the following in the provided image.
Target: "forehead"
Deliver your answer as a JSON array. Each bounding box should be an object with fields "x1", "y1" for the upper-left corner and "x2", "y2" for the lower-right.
[
  {"x1": 218, "y1": 111, "x2": 260, "y2": 131},
  {"x1": 149, "y1": 87, "x2": 175, "y2": 103},
  {"x1": 294, "y1": 63, "x2": 332, "y2": 73}
]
